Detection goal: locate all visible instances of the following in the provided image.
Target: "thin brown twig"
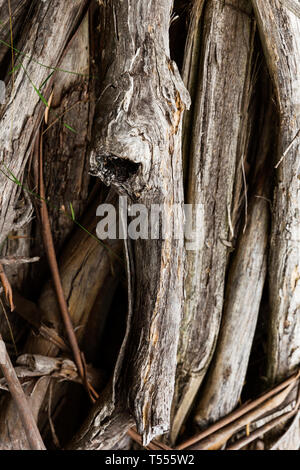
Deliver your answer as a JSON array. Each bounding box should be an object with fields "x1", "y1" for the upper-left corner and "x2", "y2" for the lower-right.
[
  {"x1": 36, "y1": 130, "x2": 85, "y2": 386},
  {"x1": 176, "y1": 369, "x2": 300, "y2": 449},
  {"x1": 0, "y1": 296, "x2": 17, "y2": 355},
  {"x1": 0, "y1": 263, "x2": 15, "y2": 311},
  {"x1": 128, "y1": 427, "x2": 172, "y2": 451},
  {"x1": 227, "y1": 384, "x2": 300, "y2": 450},
  {"x1": 0, "y1": 333, "x2": 46, "y2": 450},
  {"x1": 227, "y1": 407, "x2": 297, "y2": 450}
]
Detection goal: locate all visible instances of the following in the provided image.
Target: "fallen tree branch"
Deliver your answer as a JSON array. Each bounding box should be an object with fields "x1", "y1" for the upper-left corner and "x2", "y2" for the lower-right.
[
  {"x1": 71, "y1": 0, "x2": 190, "y2": 448},
  {"x1": 0, "y1": 333, "x2": 46, "y2": 450}
]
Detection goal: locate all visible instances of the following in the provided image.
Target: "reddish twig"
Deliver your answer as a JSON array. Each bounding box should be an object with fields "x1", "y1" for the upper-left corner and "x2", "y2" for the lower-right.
[
  {"x1": 0, "y1": 263, "x2": 15, "y2": 311},
  {"x1": 227, "y1": 384, "x2": 300, "y2": 450},
  {"x1": 176, "y1": 370, "x2": 300, "y2": 450},
  {"x1": 0, "y1": 333, "x2": 46, "y2": 450},
  {"x1": 35, "y1": 131, "x2": 86, "y2": 390},
  {"x1": 128, "y1": 427, "x2": 172, "y2": 450}
]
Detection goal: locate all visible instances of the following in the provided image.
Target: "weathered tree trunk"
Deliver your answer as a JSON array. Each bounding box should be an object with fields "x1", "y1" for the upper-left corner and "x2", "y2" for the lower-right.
[{"x1": 251, "y1": 0, "x2": 300, "y2": 384}]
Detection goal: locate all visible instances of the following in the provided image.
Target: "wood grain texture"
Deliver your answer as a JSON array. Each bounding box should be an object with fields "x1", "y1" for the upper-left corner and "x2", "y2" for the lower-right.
[
  {"x1": 0, "y1": 0, "x2": 87, "y2": 247},
  {"x1": 0, "y1": 0, "x2": 33, "y2": 68},
  {"x1": 194, "y1": 70, "x2": 275, "y2": 428},
  {"x1": 251, "y1": 0, "x2": 300, "y2": 383},
  {"x1": 170, "y1": 0, "x2": 255, "y2": 442},
  {"x1": 71, "y1": 0, "x2": 190, "y2": 447}
]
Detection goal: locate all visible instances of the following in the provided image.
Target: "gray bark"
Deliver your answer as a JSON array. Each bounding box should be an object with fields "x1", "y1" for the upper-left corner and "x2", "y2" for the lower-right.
[
  {"x1": 71, "y1": 0, "x2": 190, "y2": 447},
  {"x1": 194, "y1": 69, "x2": 275, "y2": 428},
  {"x1": 0, "y1": 0, "x2": 88, "y2": 246},
  {"x1": 251, "y1": 0, "x2": 300, "y2": 386},
  {"x1": 170, "y1": 0, "x2": 256, "y2": 442}
]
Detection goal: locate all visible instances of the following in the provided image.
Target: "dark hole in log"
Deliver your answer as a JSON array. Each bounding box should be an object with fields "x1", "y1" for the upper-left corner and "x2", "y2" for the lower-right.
[{"x1": 96, "y1": 154, "x2": 141, "y2": 184}]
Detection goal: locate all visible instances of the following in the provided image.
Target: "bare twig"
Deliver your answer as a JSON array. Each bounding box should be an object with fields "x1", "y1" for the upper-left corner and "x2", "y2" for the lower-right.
[
  {"x1": 0, "y1": 333, "x2": 46, "y2": 450},
  {"x1": 47, "y1": 380, "x2": 61, "y2": 448},
  {"x1": 0, "y1": 263, "x2": 15, "y2": 311},
  {"x1": 274, "y1": 128, "x2": 300, "y2": 169},
  {"x1": 128, "y1": 427, "x2": 172, "y2": 451},
  {"x1": 227, "y1": 384, "x2": 300, "y2": 450},
  {"x1": 176, "y1": 370, "x2": 300, "y2": 449},
  {"x1": 241, "y1": 155, "x2": 248, "y2": 233},
  {"x1": 36, "y1": 131, "x2": 85, "y2": 380}
]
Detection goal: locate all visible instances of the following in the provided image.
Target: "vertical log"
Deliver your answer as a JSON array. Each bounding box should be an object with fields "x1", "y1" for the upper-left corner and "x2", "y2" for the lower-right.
[
  {"x1": 251, "y1": 0, "x2": 300, "y2": 383},
  {"x1": 195, "y1": 80, "x2": 275, "y2": 426},
  {"x1": 171, "y1": 0, "x2": 255, "y2": 442},
  {"x1": 251, "y1": 0, "x2": 300, "y2": 449},
  {"x1": 72, "y1": 0, "x2": 190, "y2": 447},
  {"x1": 0, "y1": 0, "x2": 33, "y2": 67}
]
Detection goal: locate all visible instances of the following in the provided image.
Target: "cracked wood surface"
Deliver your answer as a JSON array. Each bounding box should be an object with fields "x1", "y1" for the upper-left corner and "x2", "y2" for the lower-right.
[
  {"x1": 170, "y1": 0, "x2": 255, "y2": 443},
  {"x1": 252, "y1": 0, "x2": 300, "y2": 384},
  {"x1": 70, "y1": 0, "x2": 190, "y2": 448},
  {"x1": 0, "y1": 0, "x2": 88, "y2": 246}
]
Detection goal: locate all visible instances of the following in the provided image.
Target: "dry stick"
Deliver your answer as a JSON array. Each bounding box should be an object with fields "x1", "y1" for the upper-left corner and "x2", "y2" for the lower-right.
[
  {"x1": 226, "y1": 407, "x2": 298, "y2": 450},
  {"x1": 188, "y1": 381, "x2": 296, "y2": 450},
  {"x1": 128, "y1": 372, "x2": 299, "y2": 451},
  {"x1": 36, "y1": 132, "x2": 93, "y2": 399},
  {"x1": 0, "y1": 333, "x2": 46, "y2": 450},
  {"x1": 0, "y1": 263, "x2": 15, "y2": 311},
  {"x1": 176, "y1": 369, "x2": 300, "y2": 449},
  {"x1": 127, "y1": 428, "x2": 172, "y2": 451},
  {"x1": 227, "y1": 385, "x2": 300, "y2": 450}
]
